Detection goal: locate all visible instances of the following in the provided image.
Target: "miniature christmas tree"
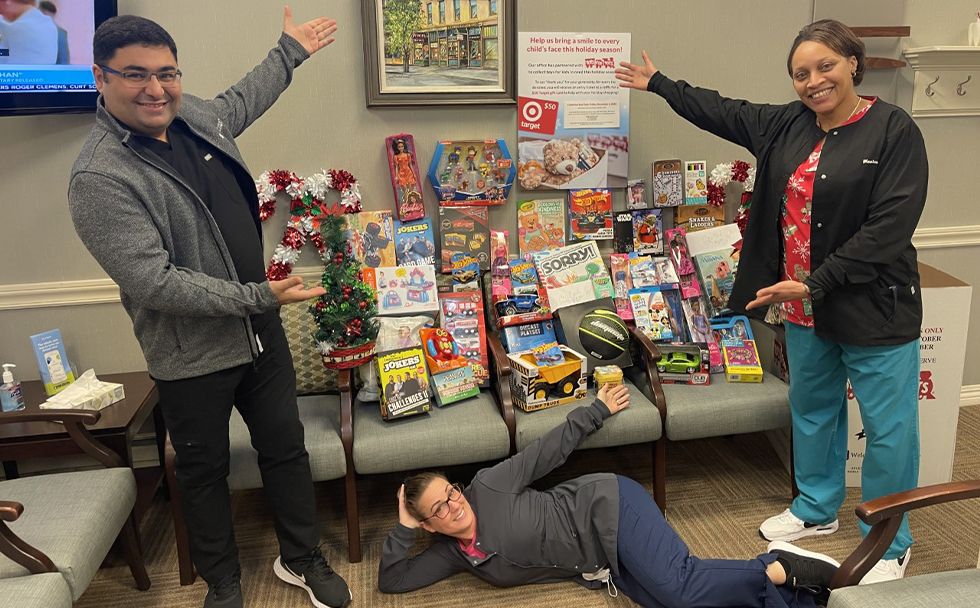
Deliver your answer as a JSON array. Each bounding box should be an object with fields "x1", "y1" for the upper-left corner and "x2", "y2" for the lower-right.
[{"x1": 311, "y1": 213, "x2": 380, "y2": 358}]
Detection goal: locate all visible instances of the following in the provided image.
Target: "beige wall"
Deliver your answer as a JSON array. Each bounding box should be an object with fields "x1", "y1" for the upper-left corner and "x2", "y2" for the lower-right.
[{"x1": 0, "y1": 0, "x2": 976, "y2": 386}]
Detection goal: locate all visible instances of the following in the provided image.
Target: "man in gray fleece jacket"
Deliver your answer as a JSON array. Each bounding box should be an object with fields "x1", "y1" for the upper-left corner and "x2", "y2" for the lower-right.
[{"x1": 69, "y1": 10, "x2": 349, "y2": 608}]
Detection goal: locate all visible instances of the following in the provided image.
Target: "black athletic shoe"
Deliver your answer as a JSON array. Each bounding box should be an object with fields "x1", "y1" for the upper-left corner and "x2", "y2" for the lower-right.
[
  {"x1": 768, "y1": 540, "x2": 840, "y2": 606},
  {"x1": 274, "y1": 548, "x2": 352, "y2": 608},
  {"x1": 204, "y1": 569, "x2": 243, "y2": 608}
]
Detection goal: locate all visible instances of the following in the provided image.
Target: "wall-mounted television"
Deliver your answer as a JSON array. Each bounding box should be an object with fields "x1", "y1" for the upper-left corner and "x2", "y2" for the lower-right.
[{"x1": 0, "y1": 0, "x2": 117, "y2": 116}]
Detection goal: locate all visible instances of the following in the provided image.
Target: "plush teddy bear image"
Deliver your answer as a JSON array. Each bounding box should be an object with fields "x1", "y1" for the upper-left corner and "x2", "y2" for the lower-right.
[{"x1": 519, "y1": 138, "x2": 588, "y2": 189}]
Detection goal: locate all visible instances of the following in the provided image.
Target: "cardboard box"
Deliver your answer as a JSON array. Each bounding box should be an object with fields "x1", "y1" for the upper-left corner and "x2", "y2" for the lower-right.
[
  {"x1": 508, "y1": 345, "x2": 588, "y2": 412},
  {"x1": 377, "y1": 347, "x2": 432, "y2": 420},
  {"x1": 431, "y1": 366, "x2": 480, "y2": 407}
]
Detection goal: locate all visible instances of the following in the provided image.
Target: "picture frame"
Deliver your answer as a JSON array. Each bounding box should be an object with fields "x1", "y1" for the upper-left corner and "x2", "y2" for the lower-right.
[{"x1": 361, "y1": 0, "x2": 516, "y2": 107}]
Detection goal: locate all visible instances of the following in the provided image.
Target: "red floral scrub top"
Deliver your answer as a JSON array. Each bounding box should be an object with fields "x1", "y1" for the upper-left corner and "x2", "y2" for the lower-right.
[{"x1": 777, "y1": 97, "x2": 877, "y2": 327}]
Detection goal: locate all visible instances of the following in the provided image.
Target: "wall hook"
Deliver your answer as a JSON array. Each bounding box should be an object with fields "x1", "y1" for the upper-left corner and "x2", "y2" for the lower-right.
[
  {"x1": 925, "y1": 76, "x2": 940, "y2": 97},
  {"x1": 957, "y1": 75, "x2": 972, "y2": 96}
]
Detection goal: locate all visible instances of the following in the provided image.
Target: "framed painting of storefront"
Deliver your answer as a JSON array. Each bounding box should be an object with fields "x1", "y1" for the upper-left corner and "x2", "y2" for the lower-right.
[{"x1": 361, "y1": 0, "x2": 516, "y2": 107}]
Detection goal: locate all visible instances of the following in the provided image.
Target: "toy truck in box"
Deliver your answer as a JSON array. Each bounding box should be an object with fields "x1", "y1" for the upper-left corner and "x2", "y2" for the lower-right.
[{"x1": 507, "y1": 345, "x2": 587, "y2": 411}]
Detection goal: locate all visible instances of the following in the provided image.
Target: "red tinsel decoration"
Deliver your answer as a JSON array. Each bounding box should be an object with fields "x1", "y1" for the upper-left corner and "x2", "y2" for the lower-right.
[
  {"x1": 268, "y1": 169, "x2": 297, "y2": 189},
  {"x1": 734, "y1": 206, "x2": 750, "y2": 235},
  {"x1": 731, "y1": 160, "x2": 750, "y2": 182},
  {"x1": 259, "y1": 200, "x2": 277, "y2": 221},
  {"x1": 329, "y1": 169, "x2": 354, "y2": 194},
  {"x1": 282, "y1": 227, "x2": 305, "y2": 250},
  {"x1": 707, "y1": 182, "x2": 725, "y2": 207},
  {"x1": 266, "y1": 261, "x2": 292, "y2": 281},
  {"x1": 310, "y1": 232, "x2": 325, "y2": 254}
]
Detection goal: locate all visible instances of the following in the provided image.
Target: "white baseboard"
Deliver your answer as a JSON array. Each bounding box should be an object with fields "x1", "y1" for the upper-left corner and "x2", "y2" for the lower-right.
[{"x1": 962, "y1": 384, "x2": 980, "y2": 407}]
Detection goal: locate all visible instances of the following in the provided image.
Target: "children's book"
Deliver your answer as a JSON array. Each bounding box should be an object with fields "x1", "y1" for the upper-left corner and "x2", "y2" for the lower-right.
[
  {"x1": 378, "y1": 347, "x2": 431, "y2": 420},
  {"x1": 533, "y1": 241, "x2": 614, "y2": 311},
  {"x1": 652, "y1": 160, "x2": 684, "y2": 207},
  {"x1": 362, "y1": 265, "x2": 440, "y2": 316},
  {"x1": 675, "y1": 204, "x2": 725, "y2": 233},
  {"x1": 627, "y1": 178, "x2": 648, "y2": 209},
  {"x1": 632, "y1": 209, "x2": 664, "y2": 255},
  {"x1": 568, "y1": 188, "x2": 613, "y2": 240},
  {"x1": 610, "y1": 253, "x2": 634, "y2": 320},
  {"x1": 517, "y1": 199, "x2": 566, "y2": 259},
  {"x1": 684, "y1": 160, "x2": 708, "y2": 205},
  {"x1": 351, "y1": 210, "x2": 396, "y2": 268},
  {"x1": 614, "y1": 212, "x2": 634, "y2": 253},
  {"x1": 394, "y1": 217, "x2": 437, "y2": 266},
  {"x1": 439, "y1": 206, "x2": 490, "y2": 272}
]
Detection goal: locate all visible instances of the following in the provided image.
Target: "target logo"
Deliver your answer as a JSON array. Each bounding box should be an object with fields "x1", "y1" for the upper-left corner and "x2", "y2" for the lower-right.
[{"x1": 518, "y1": 96, "x2": 558, "y2": 135}]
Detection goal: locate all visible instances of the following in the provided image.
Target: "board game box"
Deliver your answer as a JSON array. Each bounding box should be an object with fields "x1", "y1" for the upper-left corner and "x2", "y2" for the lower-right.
[
  {"x1": 378, "y1": 347, "x2": 432, "y2": 420},
  {"x1": 652, "y1": 159, "x2": 683, "y2": 208},
  {"x1": 533, "y1": 241, "x2": 614, "y2": 311}
]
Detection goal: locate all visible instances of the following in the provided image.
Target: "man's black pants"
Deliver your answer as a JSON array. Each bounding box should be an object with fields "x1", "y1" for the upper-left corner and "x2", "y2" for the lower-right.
[{"x1": 155, "y1": 318, "x2": 319, "y2": 584}]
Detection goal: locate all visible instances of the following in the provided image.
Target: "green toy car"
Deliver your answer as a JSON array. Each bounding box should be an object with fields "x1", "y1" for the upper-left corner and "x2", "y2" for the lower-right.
[{"x1": 657, "y1": 351, "x2": 700, "y2": 374}]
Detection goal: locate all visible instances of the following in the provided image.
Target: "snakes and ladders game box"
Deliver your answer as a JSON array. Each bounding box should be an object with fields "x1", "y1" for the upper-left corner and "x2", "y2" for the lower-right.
[
  {"x1": 377, "y1": 347, "x2": 432, "y2": 420},
  {"x1": 439, "y1": 206, "x2": 490, "y2": 272}
]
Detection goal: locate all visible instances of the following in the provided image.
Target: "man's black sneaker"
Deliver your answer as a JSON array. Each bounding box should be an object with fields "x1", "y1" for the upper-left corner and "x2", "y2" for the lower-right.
[
  {"x1": 274, "y1": 548, "x2": 352, "y2": 608},
  {"x1": 204, "y1": 569, "x2": 243, "y2": 608},
  {"x1": 768, "y1": 540, "x2": 840, "y2": 606}
]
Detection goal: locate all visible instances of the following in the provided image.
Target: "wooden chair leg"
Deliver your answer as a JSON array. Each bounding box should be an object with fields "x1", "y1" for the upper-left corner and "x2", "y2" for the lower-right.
[
  {"x1": 345, "y1": 468, "x2": 361, "y2": 563},
  {"x1": 119, "y1": 512, "x2": 151, "y2": 591},
  {"x1": 165, "y1": 434, "x2": 196, "y2": 585},
  {"x1": 652, "y1": 439, "x2": 667, "y2": 515}
]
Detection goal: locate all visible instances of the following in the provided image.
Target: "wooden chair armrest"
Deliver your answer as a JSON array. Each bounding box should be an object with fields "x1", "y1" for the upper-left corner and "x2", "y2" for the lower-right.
[
  {"x1": 0, "y1": 409, "x2": 123, "y2": 469},
  {"x1": 0, "y1": 502, "x2": 58, "y2": 574},
  {"x1": 626, "y1": 326, "x2": 666, "y2": 423},
  {"x1": 832, "y1": 479, "x2": 980, "y2": 588},
  {"x1": 486, "y1": 332, "x2": 516, "y2": 454}
]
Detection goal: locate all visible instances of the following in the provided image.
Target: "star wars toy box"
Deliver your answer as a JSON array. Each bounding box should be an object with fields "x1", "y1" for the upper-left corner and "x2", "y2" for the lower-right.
[
  {"x1": 385, "y1": 133, "x2": 426, "y2": 222},
  {"x1": 485, "y1": 259, "x2": 553, "y2": 329},
  {"x1": 362, "y1": 265, "x2": 440, "y2": 316},
  {"x1": 393, "y1": 217, "x2": 437, "y2": 267},
  {"x1": 507, "y1": 344, "x2": 588, "y2": 412},
  {"x1": 500, "y1": 319, "x2": 558, "y2": 353},
  {"x1": 350, "y1": 211, "x2": 397, "y2": 268},
  {"x1": 568, "y1": 188, "x2": 613, "y2": 240},
  {"x1": 439, "y1": 291, "x2": 489, "y2": 386},
  {"x1": 654, "y1": 343, "x2": 710, "y2": 386},
  {"x1": 431, "y1": 365, "x2": 481, "y2": 407},
  {"x1": 428, "y1": 139, "x2": 516, "y2": 205},
  {"x1": 632, "y1": 209, "x2": 664, "y2": 255},
  {"x1": 439, "y1": 206, "x2": 490, "y2": 272},
  {"x1": 517, "y1": 198, "x2": 566, "y2": 260},
  {"x1": 377, "y1": 347, "x2": 432, "y2": 420},
  {"x1": 533, "y1": 241, "x2": 614, "y2": 312},
  {"x1": 553, "y1": 298, "x2": 632, "y2": 373}
]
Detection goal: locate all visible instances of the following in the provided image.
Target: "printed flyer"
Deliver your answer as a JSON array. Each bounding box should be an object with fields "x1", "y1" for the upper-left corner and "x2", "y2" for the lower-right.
[{"x1": 517, "y1": 32, "x2": 631, "y2": 190}]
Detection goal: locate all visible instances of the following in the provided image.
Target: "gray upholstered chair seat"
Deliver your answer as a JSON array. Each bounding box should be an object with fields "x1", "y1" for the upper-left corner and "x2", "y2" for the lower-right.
[
  {"x1": 0, "y1": 468, "x2": 136, "y2": 600},
  {"x1": 514, "y1": 379, "x2": 663, "y2": 452},
  {"x1": 352, "y1": 390, "x2": 510, "y2": 475},
  {"x1": 662, "y1": 370, "x2": 790, "y2": 441},
  {"x1": 227, "y1": 394, "x2": 346, "y2": 491},
  {"x1": 828, "y1": 570, "x2": 980, "y2": 608},
  {"x1": 0, "y1": 572, "x2": 73, "y2": 608}
]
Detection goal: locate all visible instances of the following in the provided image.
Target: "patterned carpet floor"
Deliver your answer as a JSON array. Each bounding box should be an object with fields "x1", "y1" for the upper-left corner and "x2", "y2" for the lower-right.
[{"x1": 76, "y1": 405, "x2": 980, "y2": 608}]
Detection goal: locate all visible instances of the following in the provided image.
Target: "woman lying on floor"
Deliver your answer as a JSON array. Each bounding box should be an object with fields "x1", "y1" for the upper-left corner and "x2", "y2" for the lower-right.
[{"x1": 378, "y1": 384, "x2": 840, "y2": 608}]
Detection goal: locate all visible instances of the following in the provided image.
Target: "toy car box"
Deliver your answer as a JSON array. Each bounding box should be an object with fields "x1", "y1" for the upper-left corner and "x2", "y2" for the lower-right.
[
  {"x1": 439, "y1": 291, "x2": 489, "y2": 386},
  {"x1": 500, "y1": 320, "x2": 557, "y2": 353},
  {"x1": 655, "y1": 343, "x2": 710, "y2": 386},
  {"x1": 428, "y1": 139, "x2": 516, "y2": 205},
  {"x1": 484, "y1": 268, "x2": 553, "y2": 330},
  {"x1": 431, "y1": 366, "x2": 481, "y2": 407},
  {"x1": 507, "y1": 345, "x2": 588, "y2": 412}
]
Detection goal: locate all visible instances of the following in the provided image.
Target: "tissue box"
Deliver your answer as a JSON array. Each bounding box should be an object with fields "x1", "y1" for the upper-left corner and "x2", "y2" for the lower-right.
[{"x1": 39, "y1": 370, "x2": 125, "y2": 410}]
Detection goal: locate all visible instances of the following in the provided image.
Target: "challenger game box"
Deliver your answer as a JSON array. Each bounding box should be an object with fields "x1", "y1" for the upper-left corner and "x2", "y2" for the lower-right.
[
  {"x1": 439, "y1": 291, "x2": 489, "y2": 386},
  {"x1": 440, "y1": 206, "x2": 490, "y2": 272},
  {"x1": 568, "y1": 188, "x2": 613, "y2": 240},
  {"x1": 377, "y1": 347, "x2": 432, "y2": 420},
  {"x1": 394, "y1": 217, "x2": 437, "y2": 266}
]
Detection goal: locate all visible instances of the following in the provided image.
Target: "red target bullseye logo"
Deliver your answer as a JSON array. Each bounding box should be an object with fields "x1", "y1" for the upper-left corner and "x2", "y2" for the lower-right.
[{"x1": 518, "y1": 96, "x2": 557, "y2": 135}]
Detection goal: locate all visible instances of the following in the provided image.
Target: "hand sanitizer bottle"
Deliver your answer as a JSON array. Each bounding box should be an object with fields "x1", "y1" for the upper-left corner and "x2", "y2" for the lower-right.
[{"x1": 1, "y1": 363, "x2": 26, "y2": 412}]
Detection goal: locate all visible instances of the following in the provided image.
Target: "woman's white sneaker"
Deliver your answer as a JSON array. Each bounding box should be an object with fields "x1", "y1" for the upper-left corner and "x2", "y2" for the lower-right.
[
  {"x1": 859, "y1": 548, "x2": 910, "y2": 585},
  {"x1": 759, "y1": 508, "x2": 839, "y2": 542}
]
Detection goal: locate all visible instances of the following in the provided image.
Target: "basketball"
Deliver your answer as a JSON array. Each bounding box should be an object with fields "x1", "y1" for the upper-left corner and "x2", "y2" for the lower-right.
[{"x1": 578, "y1": 310, "x2": 631, "y2": 360}]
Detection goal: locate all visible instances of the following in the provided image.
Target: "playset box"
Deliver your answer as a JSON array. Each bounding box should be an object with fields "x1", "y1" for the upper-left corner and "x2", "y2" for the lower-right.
[
  {"x1": 431, "y1": 366, "x2": 481, "y2": 407},
  {"x1": 362, "y1": 265, "x2": 439, "y2": 316},
  {"x1": 614, "y1": 212, "x2": 635, "y2": 254},
  {"x1": 710, "y1": 315, "x2": 754, "y2": 347},
  {"x1": 654, "y1": 343, "x2": 710, "y2": 386},
  {"x1": 627, "y1": 178, "x2": 648, "y2": 209},
  {"x1": 553, "y1": 299, "x2": 632, "y2": 372},
  {"x1": 377, "y1": 347, "x2": 432, "y2": 420},
  {"x1": 439, "y1": 291, "x2": 489, "y2": 386},
  {"x1": 652, "y1": 159, "x2": 684, "y2": 207},
  {"x1": 684, "y1": 160, "x2": 708, "y2": 205},
  {"x1": 568, "y1": 188, "x2": 613, "y2": 240},
  {"x1": 517, "y1": 198, "x2": 566, "y2": 259},
  {"x1": 385, "y1": 133, "x2": 426, "y2": 221},
  {"x1": 419, "y1": 327, "x2": 470, "y2": 376},
  {"x1": 351, "y1": 211, "x2": 396, "y2": 268},
  {"x1": 507, "y1": 344, "x2": 588, "y2": 412},
  {"x1": 439, "y1": 206, "x2": 490, "y2": 272},
  {"x1": 500, "y1": 320, "x2": 557, "y2": 353},
  {"x1": 721, "y1": 339, "x2": 763, "y2": 383},
  {"x1": 610, "y1": 253, "x2": 634, "y2": 320},
  {"x1": 533, "y1": 241, "x2": 614, "y2": 311},
  {"x1": 393, "y1": 217, "x2": 436, "y2": 267},
  {"x1": 675, "y1": 204, "x2": 725, "y2": 233},
  {"x1": 632, "y1": 209, "x2": 664, "y2": 255},
  {"x1": 429, "y1": 139, "x2": 516, "y2": 205}
]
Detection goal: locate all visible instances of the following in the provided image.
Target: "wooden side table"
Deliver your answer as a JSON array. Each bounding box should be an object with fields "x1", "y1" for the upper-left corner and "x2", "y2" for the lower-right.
[{"x1": 0, "y1": 372, "x2": 165, "y2": 522}]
